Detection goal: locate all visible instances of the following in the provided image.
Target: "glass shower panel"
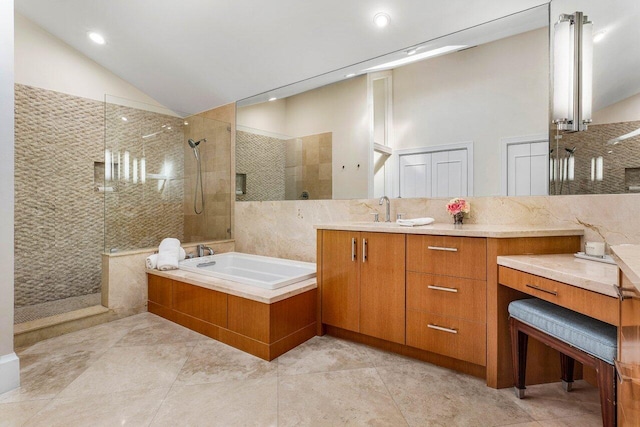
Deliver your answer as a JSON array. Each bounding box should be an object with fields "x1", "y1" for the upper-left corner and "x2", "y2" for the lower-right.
[{"x1": 104, "y1": 96, "x2": 232, "y2": 252}]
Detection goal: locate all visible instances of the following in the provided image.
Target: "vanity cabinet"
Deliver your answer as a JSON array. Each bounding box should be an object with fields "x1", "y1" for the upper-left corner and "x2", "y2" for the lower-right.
[
  {"x1": 405, "y1": 235, "x2": 487, "y2": 365},
  {"x1": 617, "y1": 272, "x2": 640, "y2": 426},
  {"x1": 320, "y1": 230, "x2": 405, "y2": 344}
]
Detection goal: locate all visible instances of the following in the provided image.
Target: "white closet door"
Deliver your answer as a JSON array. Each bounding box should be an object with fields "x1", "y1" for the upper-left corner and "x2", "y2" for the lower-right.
[
  {"x1": 399, "y1": 153, "x2": 431, "y2": 198},
  {"x1": 432, "y1": 149, "x2": 467, "y2": 198},
  {"x1": 507, "y1": 141, "x2": 548, "y2": 196}
]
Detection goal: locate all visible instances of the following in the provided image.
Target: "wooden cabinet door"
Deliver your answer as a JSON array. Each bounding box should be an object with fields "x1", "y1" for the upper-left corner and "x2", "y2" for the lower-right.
[
  {"x1": 321, "y1": 230, "x2": 360, "y2": 332},
  {"x1": 360, "y1": 232, "x2": 406, "y2": 344}
]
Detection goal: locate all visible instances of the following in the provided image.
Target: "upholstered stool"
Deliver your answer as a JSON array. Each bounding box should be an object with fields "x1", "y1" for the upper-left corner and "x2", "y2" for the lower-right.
[{"x1": 508, "y1": 298, "x2": 617, "y2": 427}]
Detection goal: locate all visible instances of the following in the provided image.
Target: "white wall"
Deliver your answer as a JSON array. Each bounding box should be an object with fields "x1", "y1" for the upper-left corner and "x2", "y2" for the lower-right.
[
  {"x1": 0, "y1": 0, "x2": 20, "y2": 394},
  {"x1": 593, "y1": 91, "x2": 640, "y2": 125},
  {"x1": 393, "y1": 28, "x2": 549, "y2": 197},
  {"x1": 238, "y1": 76, "x2": 370, "y2": 199},
  {"x1": 15, "y1": 13, "x2": 165, "y2": 107}
]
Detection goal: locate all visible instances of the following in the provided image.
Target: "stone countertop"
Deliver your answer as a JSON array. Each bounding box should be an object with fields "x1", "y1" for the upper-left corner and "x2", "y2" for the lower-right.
[
  {"x1": 314, "y1": 222, "x2": 584, "y2": 238},
  {"x1": 497, "y1": 254, "x2": 618, "y2": 298},
  {"x1": 147, "y1": 269, "x2": 317, "y2": 304},
  {"x1": 611, "y1": 244, "x2": 640, "y2": 294}
]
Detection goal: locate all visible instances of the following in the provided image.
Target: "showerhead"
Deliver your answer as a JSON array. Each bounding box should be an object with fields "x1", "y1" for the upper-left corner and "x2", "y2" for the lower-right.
[{"x1": 188, "y1": 138, "x2": 206, "y2": 148}]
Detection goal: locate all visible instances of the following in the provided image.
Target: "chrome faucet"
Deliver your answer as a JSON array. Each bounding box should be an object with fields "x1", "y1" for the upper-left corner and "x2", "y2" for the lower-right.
[
  {"x1": 379, "y1": 196, "x2": 391, "y2": 222},
  {"x1": 197, "y1": 244, "x2": 215, "y2": 257}
]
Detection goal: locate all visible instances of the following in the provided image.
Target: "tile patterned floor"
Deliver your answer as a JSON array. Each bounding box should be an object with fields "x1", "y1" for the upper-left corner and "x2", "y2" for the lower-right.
[{"x1": 1, "y1": 313, "x2": 603, "y2": 426}]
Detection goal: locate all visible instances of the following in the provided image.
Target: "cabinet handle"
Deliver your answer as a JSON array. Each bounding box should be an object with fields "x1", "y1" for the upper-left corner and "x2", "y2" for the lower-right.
[
  {"x1": 615, "y1": 286, "x2": 639, "y2": 301},
  {"x1": 427, "y1": 324, "x2": 458, "y2": 334},
  {"x1": 427, "y1": 246, "x2": 458, "y2": 252},
  {"x1": 428, "y1": 285, "x2": 458, "y2": 293},
  {"x1": 525, "y1": 283, "x2": 558, "y2": 296},
  {"x1": 362, "y1": 238, "x2": 367, "y2": 263},
  {"x1": 351, "y1": 238, "x2": 356, "y2": 262}
]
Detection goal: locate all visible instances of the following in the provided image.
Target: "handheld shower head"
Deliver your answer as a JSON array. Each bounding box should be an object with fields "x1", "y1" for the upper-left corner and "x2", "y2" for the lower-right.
[{"x1": 188, "y1": 138, "x2": 206, "y2": 148}]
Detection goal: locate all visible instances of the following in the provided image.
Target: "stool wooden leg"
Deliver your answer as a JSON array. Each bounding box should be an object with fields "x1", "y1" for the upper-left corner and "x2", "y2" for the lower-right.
[
  {"x1": 560, "y1": 353, "x2": 575, "y2": 392},
  {"x1": 510, "y1": 318, "x2": 528, "y2": 399},
  {"x1": 595, "y1": 359, "x2": 616, "y2": 427}
]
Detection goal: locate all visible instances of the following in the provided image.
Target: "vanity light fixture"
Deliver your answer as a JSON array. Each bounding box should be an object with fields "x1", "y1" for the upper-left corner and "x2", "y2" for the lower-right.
[
  {"x1": 373, "y1": 13, "x2": 390, "y2": 28},
  {"x1": 363, "y1": 45, "x2": 467, "y2": 72},
  {"x1": 88, "y1": 32, "x2": 105, "y2": 45},
  {"x1": 552, "y1": 11, "x2": 593, "y2": 132}
]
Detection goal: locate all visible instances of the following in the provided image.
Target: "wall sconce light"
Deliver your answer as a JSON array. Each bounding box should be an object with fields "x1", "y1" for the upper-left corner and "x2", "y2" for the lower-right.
[{"x1": 552, "y1": 11, "x2": 593, "y2": 132}]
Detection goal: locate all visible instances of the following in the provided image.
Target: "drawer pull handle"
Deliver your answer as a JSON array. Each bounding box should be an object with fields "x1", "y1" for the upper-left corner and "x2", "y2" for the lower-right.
[
  {"x1": 427, "y1": 324, "x2": 458, "y2": 334},
  {"x1": 362, "y1": 238, "x2": 367, "y2": 263},
  {"x1": 427, "y1": 246, "x2": 458, "y2": 252},
  {"x1": 615, "y1": 286, "x2": 639, "y2": 301},
  {"x1": 526, "y1": 283, "x2": 558, "y2": 296},
  {"x1": 428, "y1": 285, "x2": 458, "y2": 293},
  {"x1": 351, "y1": 238, "x2": 356, "y2": 262}
]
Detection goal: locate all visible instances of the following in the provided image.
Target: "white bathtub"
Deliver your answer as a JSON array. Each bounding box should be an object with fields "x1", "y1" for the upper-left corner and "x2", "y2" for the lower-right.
[{"x1": 178, "y1": 252, "x2": 316, "y2": 290}]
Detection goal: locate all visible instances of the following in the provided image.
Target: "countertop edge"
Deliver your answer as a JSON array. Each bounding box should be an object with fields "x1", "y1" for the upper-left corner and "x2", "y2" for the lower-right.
[
  {"x1": 610, "y1": 244, "x2": 640, "y2": 293},
  {"x1": 147, "y1": 269, "x2": 317, "y2": 304},
  {"x1": 314, "y1": 223, "x2": 585, "y2": 238},
  {"x1": 497, "y1": 254, "x2": 618, "y2": 298}
]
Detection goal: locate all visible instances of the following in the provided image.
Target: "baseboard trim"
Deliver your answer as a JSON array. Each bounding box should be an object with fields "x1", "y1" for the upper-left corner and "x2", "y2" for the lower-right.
[{"x1": 0, "y1": 352, "x2": 20, "y2": 394}]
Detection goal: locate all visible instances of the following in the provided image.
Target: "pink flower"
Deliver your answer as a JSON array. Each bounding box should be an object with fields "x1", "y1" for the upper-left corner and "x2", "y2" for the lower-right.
[{"x1": 446, "y1": 198, "x2": 470, "y2": 216}]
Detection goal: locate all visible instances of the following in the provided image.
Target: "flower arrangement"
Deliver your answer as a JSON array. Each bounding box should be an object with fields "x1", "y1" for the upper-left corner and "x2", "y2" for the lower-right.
[{"x1": 446, "y1": 198, "x2": 470, "y2": 225}]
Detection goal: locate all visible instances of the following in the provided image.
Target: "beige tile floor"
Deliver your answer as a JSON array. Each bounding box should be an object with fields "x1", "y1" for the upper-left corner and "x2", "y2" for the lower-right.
[{"x1": 1, "y1": 312, "x2": 603, "y2": 426}]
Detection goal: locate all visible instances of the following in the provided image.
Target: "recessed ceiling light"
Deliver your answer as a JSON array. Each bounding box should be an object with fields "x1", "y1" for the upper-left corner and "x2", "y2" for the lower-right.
[
  {"x1": 406, "y1": 48, "x2": 418, "y2": 55},
  {"x1": 345, "y1": 73, "x2": 356, "y2": 78},
  {"x1": 268, "y1": 97, "x2": 277, "y2": 102},
  {"x1": 593, "y1": 30, "x2": 607, "y2": 43},
  {"x1": 88, "y1": 32, "x2": 105, "y2": 45},
  {"x1": 121, "y1": 117, "x2": 127, "y2": 122},
  {"x1": 373, "y1": 13, "x2": 390, "y2": 28}
]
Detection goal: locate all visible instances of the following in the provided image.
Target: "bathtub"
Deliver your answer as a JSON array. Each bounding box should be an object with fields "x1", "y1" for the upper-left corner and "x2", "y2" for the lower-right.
[{"x1": 178, "y1": 252, "x2": 316, "y2": 290}]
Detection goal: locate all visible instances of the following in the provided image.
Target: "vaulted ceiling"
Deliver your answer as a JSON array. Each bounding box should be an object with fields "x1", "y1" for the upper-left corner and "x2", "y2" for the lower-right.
[{"x1": 15, "y1": 0, "x2": 548, "y2": 113}]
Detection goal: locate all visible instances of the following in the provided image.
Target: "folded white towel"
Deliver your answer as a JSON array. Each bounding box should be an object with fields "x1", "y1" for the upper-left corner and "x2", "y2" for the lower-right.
[
  {"x1": 146, "y1": 248, "x2": 185, "y2": 270},
  {"x1": 159, "y1": 238, "x2": 181, "y2": 251},
  {"x1": 146, "y1": 254, "x2": 158, "y2": 269},
  {"x1": 396, "y1": 217, "x2": 435, "y2": 227},
  {"x1": 157, "y1": 247, "x2": 180, "y2": 271}
]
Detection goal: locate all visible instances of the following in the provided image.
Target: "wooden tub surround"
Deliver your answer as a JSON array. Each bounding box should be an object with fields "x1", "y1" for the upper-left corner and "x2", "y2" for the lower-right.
[
  {"x1": 146, "y1": 270, "x2": 317, "y2": 361},
  {"x1": 315, "y1": 222, "x2": 584, "y2": 384}
]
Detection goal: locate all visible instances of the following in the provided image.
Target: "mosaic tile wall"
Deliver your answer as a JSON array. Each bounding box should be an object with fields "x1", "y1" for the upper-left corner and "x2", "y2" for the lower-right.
[
  {"x1": 235, "y1": 130, "x2": 286, "y2": 201},
  {"x1": 553, "y1": 120, "x2": 640, "y2": 195},
  {"x1": 15, "y1": 84, "x2": 104, "y2": 307},
  {"x1": 14, "y1": 84, "x2": 186, "y2": 307}
]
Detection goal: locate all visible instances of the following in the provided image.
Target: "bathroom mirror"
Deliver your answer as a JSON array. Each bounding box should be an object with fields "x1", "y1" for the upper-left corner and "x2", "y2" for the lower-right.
[
  {"x1": 549, "y1": 0, "x2": 640, "y2": 195},
  {"x1": 236, "y1": 5, "x2": 551, "y2": 200}
]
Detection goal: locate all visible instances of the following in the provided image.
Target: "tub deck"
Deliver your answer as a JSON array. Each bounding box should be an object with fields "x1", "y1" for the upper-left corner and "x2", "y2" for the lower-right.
[{"x1": 146, "y1": 270, "x2": 317, "y2": 361}]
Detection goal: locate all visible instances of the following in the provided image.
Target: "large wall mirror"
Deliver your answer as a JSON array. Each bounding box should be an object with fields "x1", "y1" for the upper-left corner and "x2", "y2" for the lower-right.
[
  {"x1": 236, "y1": 1, "x2": 640, "y2": 201},
  {"x1": 549, "y1": 0, "x2": 640, "y2": 195}
]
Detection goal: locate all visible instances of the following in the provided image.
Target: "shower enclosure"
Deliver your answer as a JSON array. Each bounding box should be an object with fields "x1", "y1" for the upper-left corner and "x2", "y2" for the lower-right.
[{"x1": 13, "y1": 88, "x2": 231, "y2": 325}]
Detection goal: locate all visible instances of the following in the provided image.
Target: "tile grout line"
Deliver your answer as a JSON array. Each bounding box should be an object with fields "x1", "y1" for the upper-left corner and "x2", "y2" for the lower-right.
[
  {"x1": 146, "y1": 339, "x2": 199, "y2": 426},
  {"x1": 373, "y1": 365, "x2": 411, "y2": 427}
]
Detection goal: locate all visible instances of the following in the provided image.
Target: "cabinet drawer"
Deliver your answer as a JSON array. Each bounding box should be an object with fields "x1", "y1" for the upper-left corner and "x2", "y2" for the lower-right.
[
  {"x1": 406, "y1": 310, "x2": 486, "y2": 366},
  {"x1": 407, "y1": 272, "x2": 486, "y2": 323},
  {"x1": 616, "y1": 361, "x2": 640, "y2": 426},
  {"x1": 406, "y1": 235, "x2": 486, "y2": 280},
  {"x1": 498, "y1": 266, "x2": 619, "y2": 326}
]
